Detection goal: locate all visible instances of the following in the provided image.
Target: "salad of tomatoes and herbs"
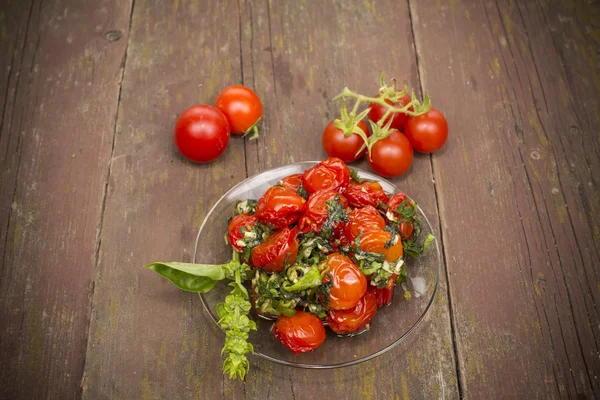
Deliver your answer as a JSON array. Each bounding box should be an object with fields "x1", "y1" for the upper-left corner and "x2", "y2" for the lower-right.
[{"x1": 146, "y1": 157, "x2": 434, "y2": 381}]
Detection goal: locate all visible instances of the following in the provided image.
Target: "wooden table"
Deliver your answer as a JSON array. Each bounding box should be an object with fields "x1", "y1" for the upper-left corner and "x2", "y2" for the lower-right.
[{"x1": 1, "y1": 0, "x2": 599, "y2": 398}]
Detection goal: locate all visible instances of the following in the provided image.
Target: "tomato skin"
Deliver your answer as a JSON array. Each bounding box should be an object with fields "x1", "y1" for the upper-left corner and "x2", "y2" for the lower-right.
[
  {"x1": 214, "y1": 85, "x2": 263, "y2": 135},
  {"x1": 302, "y1": 157, "x2": 350, "y2": 194},
  {"x1": 404, "y1": 108, "x2": 448, "y2": 153},
  {"x1": 227, "y1": 214, "x2": 258, "y2": 252},
  {"x1": 278, "y1": 174, "x2": 303, "y2": 193},
  {"x1": 322, "y1": 120, "x2": 369, "y2": 163},
  {"x1": 255, "y1": 186, "x2": 306, "y2": 229},
  {"x1": 323, "y1": 253, "x2": 367, "y2": 310},
  {"x1": 272, "y1": 311, "x2": 326, "y2": 354},
  {"x1": 327, "y1": 290, "x2": 377, "y2": 334},
  {"x1": 344, "y1": 206, "x2": 386, "y2": 243},
  {"x1": 251, "y1": 227, "x2": 299, "y2": 272},
  {"x1": 387, "y1": 192, "x2": 415, "y2": 239},
  {"x1": 368, "y1": 93, "x2": 411, "y2": 132},
  {"x1": 359, "y1": 230, "x2": 403, "y2": 262},
  {"x1": 174, "y1": 105, "x2": 230, "y2": 163},
  {"x1": 368, "y1": 131, "x2": 413, "y2": 178},
  {"x1": 374, "y1": 274, "x2": 398, "y2": 308},
  {"x1": 343, "y1": 181, "x2": 389, "y2": 209},
  {"x1": 299, "y1": 191, "x2": 348, "y2": 233}
]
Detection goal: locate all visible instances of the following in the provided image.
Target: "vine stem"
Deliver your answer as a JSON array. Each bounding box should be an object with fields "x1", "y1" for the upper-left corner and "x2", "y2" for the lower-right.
[{"x1": 333, "y1": 87, "x2": 426, "y2": 118}]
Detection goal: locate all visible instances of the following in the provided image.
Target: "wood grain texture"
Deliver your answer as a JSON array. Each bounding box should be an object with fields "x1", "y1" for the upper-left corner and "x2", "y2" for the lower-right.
[
  {"x1": 0, "y1": 0, "x2": 134, "y2": 399},
  {"x1": 409, "y1": 0, "x2": 600, "y2": 398}
]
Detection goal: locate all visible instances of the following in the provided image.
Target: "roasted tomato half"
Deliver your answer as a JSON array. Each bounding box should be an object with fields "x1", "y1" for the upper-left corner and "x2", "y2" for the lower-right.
[
  {"x1": 322, "y1": 253, "x2": 367, "y2": 310},
  {"x1": 255, "y1": 186, "x2": 306, "y2": 229},
  {"x1": 386, "y1": 192, "x2": 416, "y2": 239},
  {"x1": 344, "y1": 181, "x2": 389, "y2": 209},
  {"x1": 251, "y1": 227, "x2": 299, "y2": 272},
  {"x1": 278, "y1": 173, "x2": 304, "y2": 194},
  {"x1": 298, "y1": 190, "x2": 347, "y2": 234},
  {"x1": 327, "y1": 289, "x2": 377, "y2": 334},
  {"x1": 302, "y1": 157, "x2": 350, "y2": 194},
  {"x1": 272, "y1": 311, "x2": 326, "y2": 354},
  {"x1": 359, "y1": 230, "x2": 403, "y2": 262},
  {"x1": 227, "y1": 214, "x2": 259, "y2": 252},
  {"x1": 374, "y1": 273, "x2": 399, "y2": 308},
  {"x1": 344, "y1": 206, "x2": 386, "y2": 243}
]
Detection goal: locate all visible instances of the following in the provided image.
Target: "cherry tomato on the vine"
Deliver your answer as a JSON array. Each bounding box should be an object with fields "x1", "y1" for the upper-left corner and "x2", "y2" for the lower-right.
[
  {"x1": 302, "y1": 157, "x2": 350, "y2": 194},
  {"x1": 298, "y1": 190, "x2": 348, "y2": 234},
  {"x1": 272, "y1": 311, "x2": 326, "y2": 354},
  {"x1": 322, "y1": 253, "x2": 367, "y2": 310},
  {"x1": 344, "y1": 181, "x2": 389, "y2": 209},
  {"x1": 215, "y1": 85, "x2": 263, "y2": 137},
  {"x1": 227, "y1": 214, "x2": 258, "y2": 252},
  {"x1": 174, "y1": 105, "x2": 230, "y2": 163},
  {"x1": 368, "y1": 130, "x2": 413, "y2": 178},
  {"x1": 251, "y1": 227, "x2": 299, "y2": 272},
  {"x1": 359, "y1": 230, "x2": 403, "y2": 262},
  {"x1": 327, "y1": 289, "x2": 377, "y2": 334},
  {"x1": 404, "y1": 108, "x2": 448, "y2": 153},
  {"x1": 368, "y1": 93, "x2": 411, "y2": 132},
  {"x1": 344, "y1": 206, "x2": 386, "y2": 243},
  {"x1": 322, "y1": 120, "x2": 369, "y2": 163},
  {"x1": 254, "y1": 186, "x2": 306, "y2": 229}
]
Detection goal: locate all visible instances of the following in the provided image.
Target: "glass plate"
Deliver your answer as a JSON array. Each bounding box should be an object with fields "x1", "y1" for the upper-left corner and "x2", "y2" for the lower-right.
[{"x1": 194, "y1": 162, "x2": 440, "y2": 369}]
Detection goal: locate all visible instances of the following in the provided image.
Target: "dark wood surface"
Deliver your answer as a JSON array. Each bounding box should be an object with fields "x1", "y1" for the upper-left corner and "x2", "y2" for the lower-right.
[{"x1": 0, "y1": 0, "x2": 598, "y2": 399}]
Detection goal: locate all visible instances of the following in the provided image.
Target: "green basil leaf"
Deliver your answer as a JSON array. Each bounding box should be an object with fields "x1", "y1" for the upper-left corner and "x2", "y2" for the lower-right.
[
  {"x1": 283, "y1": 266, "x2": 322, "y2": 292},
  {"x1": 146, "y1": 262, "x2": 225, "y2": 293}
]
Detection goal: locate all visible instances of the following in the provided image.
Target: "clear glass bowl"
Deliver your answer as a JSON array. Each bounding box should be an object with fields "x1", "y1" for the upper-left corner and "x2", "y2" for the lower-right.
[{"x1": 194, "y1": 162, "x2": 440, "y2": 369}]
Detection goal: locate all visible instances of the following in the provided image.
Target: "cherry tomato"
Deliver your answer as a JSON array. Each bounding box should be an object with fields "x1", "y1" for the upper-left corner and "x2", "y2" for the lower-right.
[
  {"x1": 322, "y1": 120, "x2": 370, "y2": 163},
  {"x1": 302, "y1": 157, "x2": 350, "y2": 194},
  {"x1": 359, "y1": 230, "x2": 403, "y2": 262},
  {"x1": 368, "y1": 130, "x2": 413, "y2": 178},
  {"x1": 387, "y1": 193, "x2": 415, "y2": 239},
  {"x1": 251, "y1": 227, "x2": 299, "y2": 272},
  {"x1": 255, "y1": 186, "x2": 306, "y2": 229},
  {"x1": 322, "y1": 253, "x2": 367, "y2": 310},
  {"x1": 298, "y1": 190, "x2": 347, "y2": 233},
  {"x1": 174, "y1": 105, "x2": 230, "y2": 163},
  {"x1": 272, "y1": 311, "x2": 326, "y2": 354},
  {"x1": 404, "y1": 108, "x2": 448, "y2": 153},
  {"x1": 278, "y1": 174, "x2": 304, "y2": 193},
  {"x1": 327, "y1": 290, "x2": 377, "y2": 334},
  {"x1": 368, "y1": 93, "x2": 411, "y2": 132},
  {"x1": 344, "y1": 206, "x2": 386, "y2": 243},
  {"x1": 343, "y1": 181, "x2": 389, "y2": 209},
  {"x1": 374, "y1": 274, "x2": 398, "y2": 308},
  {"x1": 227, "y1": 214, "x2": 258, "y2": 252},
  {"x1": 214, "y1": 85, "x2": 263, "y2": 135}
]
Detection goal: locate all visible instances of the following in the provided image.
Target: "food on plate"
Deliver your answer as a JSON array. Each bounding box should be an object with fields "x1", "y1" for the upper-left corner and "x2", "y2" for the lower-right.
[{"x1": 146, "y1": 157, "x2": 434, "y2": 380}]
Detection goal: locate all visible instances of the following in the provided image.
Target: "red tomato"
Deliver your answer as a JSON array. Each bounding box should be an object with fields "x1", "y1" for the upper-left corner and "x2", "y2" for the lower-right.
[
  {"x1": 387, "y1": 193, "x2": 415, "y2": 239},
  {"x1": 278, "y1": 174, "x2": 304, "y2": 193},
  {"x1": 272, "y1": 311, "x2": 326, "y2": 354},
  {"x1": 374, "y1": 274, "x2": 398, "y2": 308},
  {"x1": 298, "y1": 191, "x2": 347, "y2": 233},
  {"x1": 368, "y1": 93, "x2": 411, "y2": 132},
  {"x1": 327, "y1": 290, "x2": 377, "y2": 334},
  {"x1": 368, "y1": 131, "x2": 413, "y2": 178},
  {"x1": 251, "y1": 227, "x2": 299, "y2": 272},
  {"x1": 302, "y1": 157, "x2": 350, "y2": 194},
  {"x1": 343, "y1": 181, "x2": 389, "y2": 209},
  {"x1": 214, "y1": 85, "x2": 263, "y2": 135},
  {"x1": 344, "y1": 206, "x2": 386, "y2": 243},
  {"x1": 322, "y1": 253, "x2": 367, "y2": 310},
  {"x1": 322, "y1": 120, "x2": 370, "y2": 163},
  {"x1": 227, "y1": 214, "x2": 258, "y2": 252},
  {"x1": 255, "y1": 186, "x2": 306, "y2": 229},
  {"x1": 359, "y1": 230, "x2": 403, "y2": 262},
  {"x1": 404, "y1": 108, "x2": 448, "y2": 153},
  {"x1": 174, "y1": 105, "x2": 230, "y2": 163}
]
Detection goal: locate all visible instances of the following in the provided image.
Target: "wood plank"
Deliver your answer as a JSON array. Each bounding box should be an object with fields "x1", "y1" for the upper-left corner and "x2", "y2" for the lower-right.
[
  {"x1": 81, "y1": 0, "x2": 248, "y2": 398},
  {"x1": 239, "y1": 1, "x2": 460, "y2": 399},
  {"x1": 409, "y1": 0, "x2": 600, "y2": 397},
  {"x1": 0, "y1": 0, "x2": 134, "y2": 398}
]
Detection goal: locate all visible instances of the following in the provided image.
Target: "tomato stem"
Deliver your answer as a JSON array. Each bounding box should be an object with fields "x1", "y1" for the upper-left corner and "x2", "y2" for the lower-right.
[{"x1": 243, "y1": 119, "x2": 261, "y2": 140}]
